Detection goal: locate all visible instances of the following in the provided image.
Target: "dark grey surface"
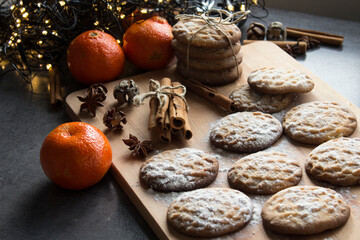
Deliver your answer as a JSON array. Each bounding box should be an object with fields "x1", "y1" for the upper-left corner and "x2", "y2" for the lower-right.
[{"x1": 1, "y1": 8, "x2": 359, "y2": 240}]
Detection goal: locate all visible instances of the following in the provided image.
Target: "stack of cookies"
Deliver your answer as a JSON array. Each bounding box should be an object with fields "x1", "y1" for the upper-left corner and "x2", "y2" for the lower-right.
[
  {"x1": 172, "y1": 17, "x2": 243, "y2": 86},
  {"x1": 229, "y1": 67, "x2": 315, "y2": 113}
]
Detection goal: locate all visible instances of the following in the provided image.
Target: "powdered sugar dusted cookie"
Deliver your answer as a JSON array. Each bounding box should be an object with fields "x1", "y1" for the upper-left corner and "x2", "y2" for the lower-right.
[
  {"x1": 172, "y1": 39, "x2": 241, "y2": 59},
  {"x1": 228, "y1": 151, "x2": 302, "y2": 194},
  {"x1": 139, "y1": 148, "x2": 218, "y2": 192},
  {"x1": 229, "y1": 84, "x2": 293, "y2": 113},
  {"x1": 177, "y1": 61, "x2": 242, "y2": 86},
  {"x1": 172, "y1": 18, "x2": 242, "y2": 48},
  {"x1": 261, "y1": 186, "x2": 350, "y2": 235},
  {"x1": 210, "y1": 112, "x2": 283, "y2": 152},
  {"x1": 247, "y1": 67, "x2": 314, "y2": 94},
  {"x1": 176, "y1": 50, "x2": 243, "y2": 71},
  {"x1": 167, "y1": 188, "x2": 253, "y2": 237},
  {"x1": 282, "y1": 101, "x2": 357, "y2": 144},
  {"x1": 306, "y1": 137, "x2": 360, "y2": 186}
]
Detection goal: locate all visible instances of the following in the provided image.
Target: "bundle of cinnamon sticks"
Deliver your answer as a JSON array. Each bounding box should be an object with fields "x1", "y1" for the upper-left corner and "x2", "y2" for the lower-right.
[{"x1": 148, "y1": 78, "x2": 192, "y2": 143}]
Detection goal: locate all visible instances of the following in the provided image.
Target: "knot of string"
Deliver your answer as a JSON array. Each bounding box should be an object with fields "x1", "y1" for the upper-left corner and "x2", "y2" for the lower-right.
[
  {"x1": 175, "y1": 9, "x2": 250, "y2": 78},
  {"x1": 133, "y1": 79, "x2": 189, "y2": 111}
]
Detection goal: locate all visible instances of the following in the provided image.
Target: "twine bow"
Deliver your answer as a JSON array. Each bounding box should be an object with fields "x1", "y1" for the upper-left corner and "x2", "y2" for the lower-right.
[
  {"x1": 134, "y1": 79, "x2": 189, "y2": 111},
  {"x1": 175, "y1": 9, "x2": 251, "y2": 78}
]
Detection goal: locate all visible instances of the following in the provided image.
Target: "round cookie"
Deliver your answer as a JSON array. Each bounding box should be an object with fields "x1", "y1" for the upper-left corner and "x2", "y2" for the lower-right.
[
  {"x1": 172, "y1": 39, "x2": 241, "y2": 59},
  {"x1": 247, "y1": 67, "x2": 314, "y2": 94},
  {"x1": 172, "y1": 18, "x2": 242, "y2": 48},
  {"x1": 176, "y1": 50, "x2": 243, "y2": 71},
  {"x1": 282, "y1": 101, "x2": 357, "y2": 144},
  {"x1": 306, "y1": 137, "x2": 360, "y2": 186},
  {"x1": 228, "y1": 151, "x2": 302, "y2": 194},
  {"x1": 139, "y1": 148, "x2": 219, "y2": 192},
  {"x1": 167, "y1": 188, "x2": 253, "y2": 237},
  {"x1": 261, "y1": 186, "x2": 351, "y2": 235},
  {"x1": 229, "y1": 84, "x2": 293, "y2": 113},
  {"x1": 177, "y1": 62, "x2": 242, "y2": 86},
  {"x1": 209, "y1": 112, "x2": 283, "y2": 153}
]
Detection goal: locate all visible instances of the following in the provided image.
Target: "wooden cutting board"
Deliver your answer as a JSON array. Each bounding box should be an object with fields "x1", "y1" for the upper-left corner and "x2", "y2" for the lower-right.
[{"x1": 65, "y1": 41, "x2": 360, "y2": 240}]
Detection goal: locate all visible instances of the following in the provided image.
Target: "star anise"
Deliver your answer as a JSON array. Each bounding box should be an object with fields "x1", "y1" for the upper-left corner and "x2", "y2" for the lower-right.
[
  {"x1": 297, "y1": 36, "x2": 321, "y2": 49},
  {"x1": 122, "y1": 134, "x2": 154, "y2": 158},
  {"x1": 77, "y1": 84, "x2": 107, "y2": 116},
  {"x1": 103, "y1": 107, "x2": 127, "y2": 132},
  {"x1": 283, "y1": 43, "x2": 301, "y2": 58}
]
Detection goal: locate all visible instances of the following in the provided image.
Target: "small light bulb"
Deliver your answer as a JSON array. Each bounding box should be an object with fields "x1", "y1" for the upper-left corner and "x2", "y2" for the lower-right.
[
  {"x1": 10, "y1": 5, "x2": 15, "y2": 10},
  {"x1": 158, "y1": 0, "x2": 163, "y2": 3},
  {"x1": 38, "y1": 40, "x2": 43, "y2": 45},
  {"x1": 19, "y1": 1, "x2": 23, "y2": 5},
  {"x1": 94, "y1": 21, "x2": 99, "y2": 26},
  {"x1": 59, "y1": 1, "x2": 65, "y2": 6},
  {"x1": 45, "y1": 19, "x2": 50, "y2": 24},
  {"x1": 116, "y1": 39, "x2": 121, "y2": 44},
  {"x1": 17, "y1": 39, "x2": 21, "y2": 43},
  {"x1": 227, "y1": 4, "x2": 234, "y2": 12},
  {"x1": 42, "y1": 30, "x2": 48, "y2": 35},
  {"x1": 240, "y1": 4, "x2": 246, "y2": 11},
  {"x1": 141, "y1": 9, "x2": 147, "y2": 14},
  {"x1": 20, "y1": 7, "x2": 25, "y2": 13},
  {"x1": 38, "y1": 54, "x2": 43, "y2": 59},
  {"x1": 16, "y1": 19, "x2": 21, "y2": 23},
  {"x1": 46, "y1": 64, "x2": 52, "y2": 70},
  {"x1": 22, "y1": 12, "x2": 29, "y2": 18},
  {"x1": 120, "y1": 14, "x2": 125, "y2": 19}
]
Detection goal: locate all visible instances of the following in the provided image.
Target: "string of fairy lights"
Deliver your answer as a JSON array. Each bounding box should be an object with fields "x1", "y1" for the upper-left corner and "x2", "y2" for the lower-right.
[{"x1": 0, "y1": 0, "x2": 266, "y2": 84}]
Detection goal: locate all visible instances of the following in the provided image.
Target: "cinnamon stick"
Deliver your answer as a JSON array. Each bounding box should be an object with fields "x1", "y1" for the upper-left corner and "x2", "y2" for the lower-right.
[
  {"x1": 182, "y1": 115, "x2": 193, "y2": 140},
  {"x1": 180, "y1": 78, "x2": 236, "y2": 112},
  {"x1": 160, "y1": 129, "x2": 171, "y2": 143},
  {"x1": 243, "y1": 40, "x2": 307, "y2": 54},
  {"x1": 155, "y1": 78, "x2": 171, "y2": 128},
  {"x1": 148, "y1": 97, "x2": 158, "y2": 130},
  {"x1": 49, "y1": 66, "x2": 63, "y2": 109},
  {"x1": 286, "y1": 27, "x2": 344, "y2": 46},
  {"x1": 169, "y1": 82, "x2": 187, "y2": 129}
]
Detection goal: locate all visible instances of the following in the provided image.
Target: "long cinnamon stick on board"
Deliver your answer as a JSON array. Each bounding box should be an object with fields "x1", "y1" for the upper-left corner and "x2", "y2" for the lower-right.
[
  {"x1": 286, "y1": 27, "x2": 344, "y2": 46},
  {"x1": 243, "y1": 40, "x2": 307, "y2": 54},
  {"x1": 180, "y1": 78, "x2": 236, "y2": 112}
]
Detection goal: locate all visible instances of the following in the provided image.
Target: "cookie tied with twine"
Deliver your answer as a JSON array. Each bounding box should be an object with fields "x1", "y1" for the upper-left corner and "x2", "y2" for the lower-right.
[{"x1": 172, "y1": 9, "x2": 250, "y2": 86}]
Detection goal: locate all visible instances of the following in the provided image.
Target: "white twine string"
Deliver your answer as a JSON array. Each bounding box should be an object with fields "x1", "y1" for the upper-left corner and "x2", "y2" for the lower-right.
[
  {"x1": 175, "y1": 9, "x2": 251, "y2": 78},
  {"x1": 133, "y1": 79, "x2": 189, "y2": 111}
]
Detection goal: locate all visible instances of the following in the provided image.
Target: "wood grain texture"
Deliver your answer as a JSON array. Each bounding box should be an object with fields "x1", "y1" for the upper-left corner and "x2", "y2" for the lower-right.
[{"x1": 65, "y1": 41, "x2": 360, "y2": 240}]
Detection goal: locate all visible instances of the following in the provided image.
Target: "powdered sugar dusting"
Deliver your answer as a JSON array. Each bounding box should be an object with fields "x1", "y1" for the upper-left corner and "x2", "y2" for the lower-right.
[{"x1": 209, "y1": 112, "x2": 283, "y2": 152}]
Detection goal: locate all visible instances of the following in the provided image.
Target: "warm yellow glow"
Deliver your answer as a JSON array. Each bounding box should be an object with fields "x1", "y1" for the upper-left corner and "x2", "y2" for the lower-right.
[
  {"x1": 59, "y1": 1, "x2": 66, "y2": 6},
  {"x1": 94, "y1": 21, "x2": 99, "y2": 26},
  {"x1": 45, "y1": 19, "x2": 50, "y2": 24},
  {"x1": 20, "y1": 7, "x2": 25, "y2": 13},
  {"x1": 42, "y1": 30, "x2": 48, "y2": 35},
  {"x1": 240, "y1": 4, "x2": 246, "y2": 11},
  {"x1": 17, "y1": 39, "x2": 21, "y2": 43},
  {"x1": 10, "y1": 5, "x2": 15, "y2": 10},
  {"x1": 227, "y1": 4, "x2": 234, "y2": 12},
  {"x1": 8, "y1": 40, "x2": 12, "y2": 45},
  {"x1": 116, "y1": 39, "x2": 121, "y2": 44},
  {"x1": 52, "y1": 31, "x2": 58, "y2": 36},
  {"x1": 37, "y1": 3, "x2": 41, "y2": 7},
  {"x1": 19, "y1": 1, "x2": 23, "y2": 5},
  {"x1": 22, "y1": 12, "x2": 29, "y2": 18},
  {"x1": 13, "y1": 32, "x2": 18, "y2": 36},
  {"x1": 38, "y1": 54, "x2": 43, "y2": 59},
  {"x1": 120, "y1": 14, "x2": 125, "y2": 19},
  {"x1": 38, "y1": 40, "x2": 43, "y2": 45},
  {"x1": 107, "y1": 5, "x2": 112, "y2": 10},
  {"x1": 141, "y1": 9, "x2": 148, "y2": 14},
  {"x1": 158, "y1": 0, "x2": 163, "y2": 3},
  {"x1": 16, "y1": 23, "x2": 20, "y2": 27},
  {"x1": 252, "y1": 0, "x2": 258, "y2": 5},
  {"x1": 16, "y1": 19, "x2": 21, "y2": 23},
  {"x1": 46, "y1": 64, "x2": 52, "y2": 70}
]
